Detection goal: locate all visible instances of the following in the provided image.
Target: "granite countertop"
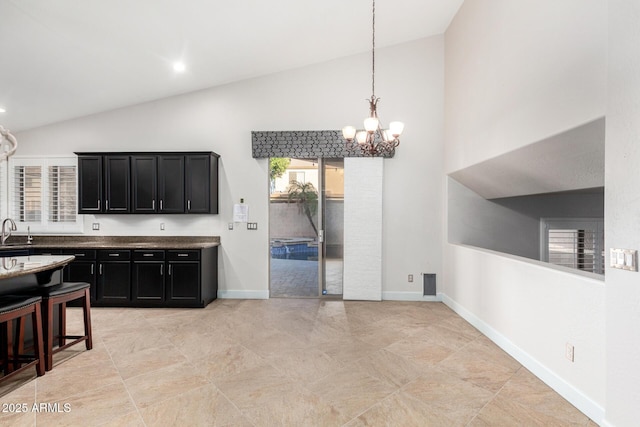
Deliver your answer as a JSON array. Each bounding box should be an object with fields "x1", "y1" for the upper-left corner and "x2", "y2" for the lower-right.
[
  {"x1": 0, "y1": 236, "x2": 220, "y2": 250},
  {"x1": 0, "y1": 255, "x2": 74, "y2": 280}
]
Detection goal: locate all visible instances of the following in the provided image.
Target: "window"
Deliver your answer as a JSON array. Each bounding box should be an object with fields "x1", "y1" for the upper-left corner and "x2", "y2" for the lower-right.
[
  {"x1": 541, "y1": 218, "x2": 604, "y2": 275},
  {"x1": 289, "y1": 171, "x2": 305, "y2": 184},
  {"x1": 8, "y1": 157, "x2": 82, "y2": 233}
]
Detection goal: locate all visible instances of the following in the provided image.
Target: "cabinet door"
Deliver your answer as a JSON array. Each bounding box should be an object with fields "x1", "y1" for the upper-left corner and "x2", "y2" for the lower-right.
[
  {"x1": 132, "y1": 156, "x2": 157, "y2": 213},
  {"x1": 78, "y1": 156, "x2": 103, "y2": 213},
  {"x1": 133, "y1": 262, "x2": 165, "y2": 302},
  {"x1": 167, "y1": 262, "x2": 200, "y2": 302},
  {"x1": 64, "y1": 261, "x2": 97, "y2": 302},
  {"x1": 185, "y1": 155, "x2": 211, "y2": 213},
  {"x1": 97, "y1": 261, "x2": 131, "y2": 303},
  {"x1": 104, "y1": 156, "x2": 130, "y2": 212},
  {"x1": 158, "y1": 155, "x2": 185, "y2": 213}
]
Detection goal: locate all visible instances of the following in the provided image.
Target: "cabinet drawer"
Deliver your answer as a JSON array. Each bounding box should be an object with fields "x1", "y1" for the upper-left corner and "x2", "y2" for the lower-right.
[
  {"x1": 133, "y1": 250, "x2": 165, "y2": 261},
  {"x1": 167, "y1": 250, "x2": 200, "y2": 261},
  {"x1": 60, "y1": 249, "x2": 97, "y2": 260},
  {"x1": 98, "y1": 250, "x2": 131, "y2": 260}
]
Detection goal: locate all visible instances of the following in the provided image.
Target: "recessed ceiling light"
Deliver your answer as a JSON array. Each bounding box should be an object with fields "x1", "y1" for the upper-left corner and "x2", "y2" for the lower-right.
[{"x1": 173, "y1": 62, "x2": 186, "y2": 73}]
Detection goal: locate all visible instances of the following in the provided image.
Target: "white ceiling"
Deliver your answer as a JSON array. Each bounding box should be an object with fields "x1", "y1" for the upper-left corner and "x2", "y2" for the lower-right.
[{"x1": 0, "y1": 0, "x2": 463, "y2": 132}]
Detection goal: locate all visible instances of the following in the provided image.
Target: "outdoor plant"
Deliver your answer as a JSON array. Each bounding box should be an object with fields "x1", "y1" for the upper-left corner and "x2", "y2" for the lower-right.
[{"x1": 287, "y1": 180, "x2": 318, "y2": 236}]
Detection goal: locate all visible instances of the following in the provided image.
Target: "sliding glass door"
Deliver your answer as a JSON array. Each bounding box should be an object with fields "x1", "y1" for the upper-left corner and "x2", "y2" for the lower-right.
[{"x1": 269, "y1": 158, "x2": 343, "y2": 297}]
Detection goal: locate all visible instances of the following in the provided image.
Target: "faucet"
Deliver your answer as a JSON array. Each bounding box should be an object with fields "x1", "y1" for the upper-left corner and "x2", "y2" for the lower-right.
[{"x1": 1, "y1": 218, "x2": 17, "y2": 245}]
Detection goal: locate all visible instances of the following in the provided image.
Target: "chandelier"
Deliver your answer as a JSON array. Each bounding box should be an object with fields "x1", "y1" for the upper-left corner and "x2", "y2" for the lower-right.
[
  {"x1": 0, "y1": 125, "x2": 18, "y2": 161},
  {"x1": 342, "y1": 0, "x2": 404, "y2": 156}
]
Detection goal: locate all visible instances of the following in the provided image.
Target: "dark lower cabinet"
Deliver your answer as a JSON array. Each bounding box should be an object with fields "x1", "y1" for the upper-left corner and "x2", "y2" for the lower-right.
[
  {"x1": 168, "y1": 262, "x2": 200, "y2": 302},
  {"x1": 133, "y1": 250, "x2": 165, "y2": 303},
  {"x1": 64, "y1": 260, "x2": 97, "y2": 302},
  {"x1": 39, "y1": 246, "x2": 218, "y2": 308},
  {"x1": 97, "y1": 250, "x2": 131, "y2": 304}
]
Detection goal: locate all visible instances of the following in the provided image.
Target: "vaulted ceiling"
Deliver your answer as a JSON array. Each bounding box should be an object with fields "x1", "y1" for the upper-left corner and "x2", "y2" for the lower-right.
[{"x1": 0, "y1": 0, "x2": 463, "y2": 132}]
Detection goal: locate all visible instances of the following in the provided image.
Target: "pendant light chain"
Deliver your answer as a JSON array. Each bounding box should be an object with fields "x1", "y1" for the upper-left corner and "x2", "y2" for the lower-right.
[{"x1": 371, "y1": 0, "x2": 376, "y2": 99}]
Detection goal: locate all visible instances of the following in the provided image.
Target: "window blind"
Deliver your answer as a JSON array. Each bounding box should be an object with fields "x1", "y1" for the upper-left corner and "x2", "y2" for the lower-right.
[
  {"x1": 48, "y1": 165, "x2": 77, "y2": 222},
  {"x1": 8, "y1": 157, "x2": 81, "y2": 232},
  {"x1": 13, "y1": 165, "x2": 42, "y2": 222},
  {"x1": 548, "y1": 229, "x2": 603, "y2": 274},
  {"x1": 543, "y1": 219, "x2": 605, "y2": 275}
]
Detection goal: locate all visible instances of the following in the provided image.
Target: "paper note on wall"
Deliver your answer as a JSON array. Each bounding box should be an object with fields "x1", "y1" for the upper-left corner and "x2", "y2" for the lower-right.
[{"x1": 233, "y1": 204, "x2": 249, "y2": 222}]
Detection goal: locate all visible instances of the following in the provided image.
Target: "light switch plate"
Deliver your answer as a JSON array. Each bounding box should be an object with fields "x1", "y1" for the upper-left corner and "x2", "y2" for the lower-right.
[
  {"x1": 610, "y1": 248, "x2": 638, "y2": 271},
  {"x1": 247, "y1": 223, "x2": 258, "y2": 230}
]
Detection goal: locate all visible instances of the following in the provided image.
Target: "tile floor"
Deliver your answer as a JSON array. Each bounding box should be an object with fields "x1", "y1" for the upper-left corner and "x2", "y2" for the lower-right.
[
  {"x1": 0, "y1": 299, "x2": 596, "y2": 426},
  {"x1": 270, "y1": 259, "x2": 343, "y2": 297}
]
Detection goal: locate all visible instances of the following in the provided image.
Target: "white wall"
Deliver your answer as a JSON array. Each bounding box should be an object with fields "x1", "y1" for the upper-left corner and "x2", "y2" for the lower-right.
[
  {"x1": 444, "y1": 0, "x2": 607, "y2": 422},
  {"x1": 605, "y1": 2, "x2": 640, "y2": 425},
  {"x1": 15, "y1": 36, "x2": 444, "y2": 300},
  {"x1": 445, "y1": 0, "x2": 606, "y2": 174},
  {"x1": 444, "y1": 244, "x2": 605, "y2": 420}
]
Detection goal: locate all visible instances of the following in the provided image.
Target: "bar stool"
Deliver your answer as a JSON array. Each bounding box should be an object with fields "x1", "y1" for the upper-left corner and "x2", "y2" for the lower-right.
[
  {"x1": 28, "y1": 282, "x2": 93, "y2": 371},
  {"x1": 0, "y1": 295, "x2": 45, "y2": 381}
]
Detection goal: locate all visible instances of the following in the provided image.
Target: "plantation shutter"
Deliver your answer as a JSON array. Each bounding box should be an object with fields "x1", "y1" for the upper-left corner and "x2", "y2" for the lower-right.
[
  {"x1": 543, "y1": 219, "x2": 605, "y2": 275},
  {"x1": 48, "y1": 165, "x2": 77, "y2": 222},
  {"x1": 13, "y1": 164, "x2": 42, "y2": 222}
]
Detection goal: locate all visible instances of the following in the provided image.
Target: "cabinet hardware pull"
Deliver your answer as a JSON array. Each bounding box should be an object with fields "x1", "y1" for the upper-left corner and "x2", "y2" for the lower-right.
[
  {"x1": 74, "y1": 253, "x2": 84, "y2": 256},
  {"x1": 160, "y1": 200, "x2": 163, "y2": 211},
  {"x1": 160, "y1": 265, "x2": 164, "y2": 276},
  {"x1": 188, "y1": 200, "x2": 191, "y2": 210},
  {"x1": 152, "y1": 200, "x2": 155, "y2": 210},
  {"x1": 91, "y1": 264, "x2": 94, "y2": 275},
  {"x1": 168, "y1": 265, "x2": 172, "y2": 275},
  {"x1": 143, "y1": 253, "x2": 153, "y2": 257},
  {"x1": 109, "y1": 253, "x2": 119, "y2": 257},
  {"x1": 106, "y1": 199, "x2": 109, "y2": 210},
  {"x1": 99, "y1": 264, "x2": 103, "y2": 275},
  {"x1": 177, "y1": 254, "x2": 188, "y2": 257},
  {"x1": 97, "y1": 200, "x2": 101, "y2": 210}
]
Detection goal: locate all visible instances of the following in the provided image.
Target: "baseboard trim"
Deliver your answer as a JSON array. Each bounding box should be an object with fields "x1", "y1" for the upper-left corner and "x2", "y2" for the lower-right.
[
  {"x1": 382, "y1": 291, "x2": 442, "y2": 302},
  {"x1": 441, "y1": 294, "x2": 605, "y2": 425},
  {"x1": 217, "y1": 290, "x2": 269, "y2": 300}
]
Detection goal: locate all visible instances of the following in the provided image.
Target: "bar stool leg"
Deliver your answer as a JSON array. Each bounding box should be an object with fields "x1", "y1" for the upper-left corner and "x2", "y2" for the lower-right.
[
  {"x1": 43, "y1": 299, "x2": 54, "y2": 371},
  {"x1": 82, "y1": 289, "x2": 93, "y2": 350},
  {"x1": 58, "y1": 302, "x2": 67, "y2": 348},
  {"x1": 1, "y1": 322, "x2": 12, "y2": 374},
  {"x1": 32, "y1": 303, "x2": 45, "y2": 377}
]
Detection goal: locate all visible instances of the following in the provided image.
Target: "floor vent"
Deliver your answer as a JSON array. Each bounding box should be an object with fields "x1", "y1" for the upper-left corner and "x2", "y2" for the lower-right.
[{"x1": 423, "y1": 274, "x2": 436, "y2": 296}]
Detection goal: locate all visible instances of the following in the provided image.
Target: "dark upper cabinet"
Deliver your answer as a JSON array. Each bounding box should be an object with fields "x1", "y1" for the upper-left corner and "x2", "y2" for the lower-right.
[
  {"x1": 158, "y1": 155, "x2": 185, "y2": 213},
  {"x1": 78, "y1": 156, "x2": 103, "y2": 213},
  {"x1": 186, "y1": 154, "x2": 218, "y2": 214},
  {"x1": 132, "y1": 155, "x2": 158, "y2": 213},
  {"x1": 76, "y1": 152, "x2": 218, "y2": 215},
  {"x1": 104, "y1": 156, "x2": 130, "y2": 212}
]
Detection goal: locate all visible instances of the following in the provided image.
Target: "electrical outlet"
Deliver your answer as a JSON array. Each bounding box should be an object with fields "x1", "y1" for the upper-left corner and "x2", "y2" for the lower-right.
[
  {"x1": 247, "y1": 223, "x2": 258, "y2": 230},
  {"x1": 565, "y1": 343, "x2": 574, "y2": 362},
  {"x1": 160, "y1": 223, "x2": 165, "y2": 231},
  {"x1": 92, "y1": 223, "x2": 100, "y2": 230},
  {"x1": 228, "y1": 223, "x2": 234, "y2": 230},
  {"x1": 408, "y1": 274, "x2": 414, "y2": 282}
]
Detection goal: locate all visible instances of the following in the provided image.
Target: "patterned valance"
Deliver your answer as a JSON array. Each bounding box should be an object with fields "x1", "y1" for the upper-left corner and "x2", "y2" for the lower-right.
[{"x1": 251, "y1": 130, "x2": 393, "y2": 158}]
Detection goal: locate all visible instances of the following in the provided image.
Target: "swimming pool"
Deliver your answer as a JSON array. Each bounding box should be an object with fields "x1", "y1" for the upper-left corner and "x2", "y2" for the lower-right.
[{"x1": 271, "y1": 242, "x2": 318, "y2": 261}]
